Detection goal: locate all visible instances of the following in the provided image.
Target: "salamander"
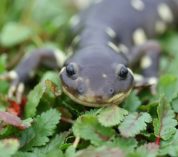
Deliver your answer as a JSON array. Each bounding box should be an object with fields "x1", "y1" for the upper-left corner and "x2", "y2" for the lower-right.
[{"x1": 1, "y1": 0, "x2": 178, "y2": 106}]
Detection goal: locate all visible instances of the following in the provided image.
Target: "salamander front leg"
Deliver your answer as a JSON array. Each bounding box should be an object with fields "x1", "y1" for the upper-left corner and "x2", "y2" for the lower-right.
[
  {"x1": 0, "y1": 71, "x2": 24, "y2": 103},
  {"x1": 0, "y1": 48, "x2": 66, "y2": 103},
  {"x1": 129, "y1": 40, "x2": 161, "y2": 94}
]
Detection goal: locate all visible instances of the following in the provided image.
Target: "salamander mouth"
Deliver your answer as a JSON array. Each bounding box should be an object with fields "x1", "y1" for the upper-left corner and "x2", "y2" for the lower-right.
[{"x1": 62, "y1": 85, "x2": 132, "y2": 107}]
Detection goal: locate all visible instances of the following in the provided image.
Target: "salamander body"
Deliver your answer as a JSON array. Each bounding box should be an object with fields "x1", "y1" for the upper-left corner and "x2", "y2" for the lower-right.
[
  {"x1": 60, "y1": 0, "x2": 178, "y2": 106},
  {"x1": 2, "y1": 0, "x2": 178, "y2": 106}
]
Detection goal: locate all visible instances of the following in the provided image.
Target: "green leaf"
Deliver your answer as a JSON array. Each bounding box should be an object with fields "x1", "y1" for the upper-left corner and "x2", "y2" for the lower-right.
[
  {"x1": 153, "y1": 97, "x2": 177, "y2": 140},
  {"x1": 127, "y1": 143, "x2": 159, "y2": 157},
  {"x1": 0, "y1": 139, "x2": 19, "y2": 157},
  {"x1": 172, "y1": 97, "x2": 178, "y2": 113},
  {"x1": 25, "y1": 72, "x2": 62, "y2": 118},
  {"x1": 75, "y1": 146, "x2": 125, "y2": 157},
  {"x1": 136, "y1": 143, "x2": 159, "y2": 157},
  {"x1": 20, "y1": 109, "x2": 61, "y2": 151},
  {"x1": 13, "y1": 152, "x2": 35, "y2": 157},
  {"x1": 158, "y1": 75, "x2": 178, "y2": 102},
  {"x1": 41, "y1": 71, "x2": 61, "y2": 89},
  {"x1": 15, "y1": 134, "x2": 66, "y2": 157},
  {"x1": 31, "y1": 0, "x2": 70, "y2": 33},
  {"x1": 25, "y1": 82, "x2": 46, "y2": 118},
  {"x1": 73, "y1": 115, "x2": 114, "y2": 146},
  {"x1": 160, "y1": 34, "x2": 178, "y2": 74},
  {"x1": 161, "y1": 33, "x2": 178, "y2": 55},
  {"x1": 15, "y1": 150, "x2": 63, "y2": 157},
  {"x1": 0, "y1": 54, "x2": 7, "y2": 72},
  {"x1": 34, "y1": 133, "x2": 68, "y2": 154},
  {"x1": 118, "y1": 112, "x2": 152, "y2": 138},
  {"x1": 0, "y1": 22, "x2": 33, "y2": 47},
  {"x1": 45, "y1": 149, "x2": 64, "y2": 157},
  {"x1": 44, "y1": 79, "x2": 61, "y2": 97},
  {"x1": 65, "y1": 145, "x2": 76, "y2": 157},
  {"x1": 0, "y1": 80, "x2": 9, "y2": 94},
  {"x1": 97, "y1": 106, "x2": 128, "y2": 127},
  {"x1": 160, "y1": 130, "x2": 178, "y2": 156},
  {"x1": 123, "y1": 91, "x2": 141, "y2": 112},
  {"x1": 105, "y1": 137, "x2": 137, "y2": 152}
]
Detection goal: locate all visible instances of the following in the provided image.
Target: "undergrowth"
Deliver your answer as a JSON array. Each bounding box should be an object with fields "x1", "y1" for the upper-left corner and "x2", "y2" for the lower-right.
[{"x1": 0, "y1": 0, "x2": 178, "y2": 157}]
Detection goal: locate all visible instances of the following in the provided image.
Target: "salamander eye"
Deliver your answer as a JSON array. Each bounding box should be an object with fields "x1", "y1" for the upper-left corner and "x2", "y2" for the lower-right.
[
  {"x1": 66, "y1": 63, "x2": 78, "y2": 77},
  {"x1": 119, "y1": 66, "x2": 128, "y2": 79},
  {"x1": 115, "y1": 64, "x2": 128, "y2": 80}
]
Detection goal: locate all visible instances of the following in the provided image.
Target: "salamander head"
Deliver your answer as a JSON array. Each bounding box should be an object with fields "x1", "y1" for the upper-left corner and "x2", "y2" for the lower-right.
[{"x1": 60, "y1": 47, "x2": 134, "y2": 107}]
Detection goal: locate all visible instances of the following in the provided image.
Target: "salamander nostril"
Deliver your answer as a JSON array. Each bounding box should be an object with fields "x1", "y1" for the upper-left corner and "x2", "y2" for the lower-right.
[
  {"x1": 108, "y1": 88, "x2": 115, "y2": 96},
  {"x1": 77, "y1": 83, "x2": 86, "y2": 94}
]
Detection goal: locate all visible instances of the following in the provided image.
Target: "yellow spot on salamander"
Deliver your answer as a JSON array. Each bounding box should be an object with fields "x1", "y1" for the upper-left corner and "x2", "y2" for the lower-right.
[
  {"x1": 131, "y1": 0, "x2": 145, "y2": 11},
  {"x1": 141, "y1": 55, "x2": 152, "y2": 69},
  {"x1": 133, "y1": 28, "x2": 147, "y2": 45},
  {"x1": 158, "y1": 3, "x2": 173, "y2": 23},
  {"x1": 118, "y1": 44, "x2": 129, "y2": 54},
  {"x1": 106, "y1": 27, "x2": 116, "y2": 38},
  {"x1": 102, "y1": 74, "x2": 107, "y2": 78},
  {"x1": 108, "y1": 41, "x2": 120, "y2": 53}
]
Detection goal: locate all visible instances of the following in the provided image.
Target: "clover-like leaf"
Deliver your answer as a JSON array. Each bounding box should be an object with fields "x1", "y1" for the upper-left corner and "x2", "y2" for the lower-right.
[
  {"x1": 118, "y1": 112, "x2": 152, "y2": 138},
  {"x1": 25, "y1": 82, "x2": 46, "y2": 118},
  {"x1": 75, "y1": 146, "x2": 125, "y2": 157},
  {"x1": 136, "y1": 143, "x2": 159, "y2": 157},
  {"x1": 160, "y1": 131, "x2": 178, "y2": 156},
  {"x1": 158, "y1": 75, "x2": 178, "y2": 102},
  {"x1": 153, "y1": 97, "x2": 177, "y2": 140},
  {"x1": 0, "y1": 139, "x2": 19, "y2": 157},
  {"x1": 73, "y1": 115, "x2": 114, "y2": 146},
  {"x1": 104, "y1": 137, "x2": 137, "y2": 152},
  {"x1": 21, "y1": 109, "x2": 61, "y2": 151},
  {"x1": 0, "y1": 22, "x2": 33, "y2": 47},
  {"x1": 41, "y1": 71, "x2": 62, "y2": 96},
  {"x1": 123, "y1": 91, "x2": 141, "y2": 112},
  {"x1": 97, "y1": 106, "x2": 128, "y2": 127}
]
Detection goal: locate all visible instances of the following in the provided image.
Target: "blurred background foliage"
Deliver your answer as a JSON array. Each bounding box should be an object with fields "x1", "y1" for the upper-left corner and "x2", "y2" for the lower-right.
[
  {"x1": 0, "y1": 0, "x2": 76, "y2": 66},
  {"x1": 0, "y1": 0, "x2": 78, "y2": 107},
  {"x1": 0, "y1": 1, "x2": 178, "y2": 156}
]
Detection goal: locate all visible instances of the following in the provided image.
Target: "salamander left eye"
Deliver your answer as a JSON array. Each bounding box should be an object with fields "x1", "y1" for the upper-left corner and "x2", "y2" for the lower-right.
[
  {"x1": 66, "y1": 63, "x2": 78, "y2": 77},
  {"x1": 119, "y1": 66, "x2": 128, "y2": 79}
]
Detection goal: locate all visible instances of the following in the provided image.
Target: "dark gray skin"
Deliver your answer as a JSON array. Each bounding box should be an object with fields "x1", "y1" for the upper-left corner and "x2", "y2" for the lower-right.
[
  {"x1": 60, "y1": 0, "x2": 178, "y2": 106},
  {"x1": 1, "y1": 0, "x2": 178, "y2": 106}
]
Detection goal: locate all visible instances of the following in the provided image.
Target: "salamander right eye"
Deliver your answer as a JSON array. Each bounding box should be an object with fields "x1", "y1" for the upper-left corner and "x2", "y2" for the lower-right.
[
  {"x1": 66, "y1": 63, "x2": 78, "y2": 77},
  {"x1": 115, "y1": 64, "x2": 128, "y2": 80},
  {"x1": 119, "y1": 66, "x2": 128, "y2": 79}
]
